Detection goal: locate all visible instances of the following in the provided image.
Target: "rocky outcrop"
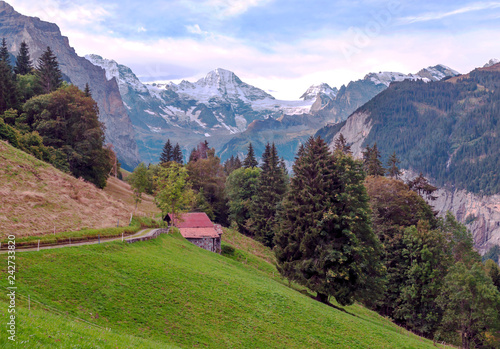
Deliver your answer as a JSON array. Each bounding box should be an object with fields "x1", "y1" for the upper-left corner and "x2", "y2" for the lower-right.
[
  {"x1": 327, "y1": 111, "x2": 373, "y2": 157},
  {"x1": 431, "y1": 189, "x2": 500, "y2": 254},
  {"x1": 0, "y1": 1, "x2": 140, "y2": 170},
  {"x1": 326, "y1": 111, "x2": 500, "y2": 254}
]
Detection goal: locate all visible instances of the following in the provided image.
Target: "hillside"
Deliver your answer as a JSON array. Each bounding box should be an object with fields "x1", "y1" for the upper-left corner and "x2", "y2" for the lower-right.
[
  {"x1": 0, "y1": 141, "x2": 159, "y2": 238},
  {"x1": 316, "y1": 64, "x2": 500, "y2": 253},
  {"x1": 0, "y1": 230, "x2": 437, "y2": 348}
]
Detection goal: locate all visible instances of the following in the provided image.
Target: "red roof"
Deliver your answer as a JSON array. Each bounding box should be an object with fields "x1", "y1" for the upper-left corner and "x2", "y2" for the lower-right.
[
  {"x1": 179, "y1": 227, "x2": 221, "y2": 239},
  {"x1": 168, "y1": 212, "x2": 214, "y2": 228}
]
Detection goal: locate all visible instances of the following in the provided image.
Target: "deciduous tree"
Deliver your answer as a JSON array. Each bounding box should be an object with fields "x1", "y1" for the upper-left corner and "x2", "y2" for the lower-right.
[{"x1": 154, "y1": 162, "x2": 195, "y2": 217}]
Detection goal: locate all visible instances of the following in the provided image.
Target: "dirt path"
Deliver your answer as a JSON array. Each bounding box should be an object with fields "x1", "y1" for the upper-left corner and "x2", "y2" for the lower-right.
[{"x1": 0, "y1": 229, "x2": 160, "y2": 254}]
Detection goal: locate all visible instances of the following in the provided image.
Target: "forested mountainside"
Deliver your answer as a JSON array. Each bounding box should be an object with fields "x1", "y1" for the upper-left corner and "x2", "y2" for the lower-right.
[{"x1": 319, "y1": 63, "x2": 500, "y2": 195}]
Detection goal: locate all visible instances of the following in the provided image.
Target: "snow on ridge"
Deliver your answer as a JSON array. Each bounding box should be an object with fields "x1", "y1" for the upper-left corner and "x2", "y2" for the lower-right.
[
  {"x1": 484, "y1": 59, "x2": 500, "y2": 68},
  {"x1": 300, "y1": 83, "x2": 338, "y2": 100}
]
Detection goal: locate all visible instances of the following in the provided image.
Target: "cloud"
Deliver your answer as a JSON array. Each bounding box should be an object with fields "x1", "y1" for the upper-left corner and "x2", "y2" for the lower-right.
[
  {"x1": 7, "y1": 0, "x2": 112, "y2": 28},
  {"x1": 398, "y1": 1, "x2": 500, "y2": 24},
  {"x1": 186, "y1": 24, "x2": 212, "y2": 36},
  {"x1": 180, "y1": 0, "x2": 274, "y2": 18},
  {"x1": 137, "y1": 26, "x2": 147, "y2": 33}
]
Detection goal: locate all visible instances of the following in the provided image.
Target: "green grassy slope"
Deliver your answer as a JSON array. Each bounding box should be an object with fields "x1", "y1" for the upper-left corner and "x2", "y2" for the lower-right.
[
  {"x1": 0, "y1": 298, "x2": 178, "y2": 348},
  {"x1": 0, "y1": 230, "x2": 438, "y2": 348}
]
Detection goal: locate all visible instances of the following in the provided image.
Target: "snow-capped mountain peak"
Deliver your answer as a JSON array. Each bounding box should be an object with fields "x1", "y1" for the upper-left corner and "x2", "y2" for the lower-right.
[
  {"x1": 85, "y1": 54, "x2": 148, "y2": 94},
  {"x1": 416, "y1": 64, "x2": 460, "y2": 81},
  {"x1": 300, "y1": 83, "x2": 338, "y2": 100},
  {"x1": 163, "y1": 68, "x2": 275, "y2": 104},
  {"x1": 484, "y1": 59, "x2": 500, "y2": 68},
  {"x1": 364, "y1": 71, "x2": 427, "y2": 87}
]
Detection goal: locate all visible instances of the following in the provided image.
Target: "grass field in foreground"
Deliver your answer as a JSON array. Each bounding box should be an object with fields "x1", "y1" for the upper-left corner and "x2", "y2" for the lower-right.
[
  {"x1": 0, "y1": 298, "x2": 179, "y2": 348},
  {"x1": 0, "y1": 230, "x2": 440, "y2": 348}
]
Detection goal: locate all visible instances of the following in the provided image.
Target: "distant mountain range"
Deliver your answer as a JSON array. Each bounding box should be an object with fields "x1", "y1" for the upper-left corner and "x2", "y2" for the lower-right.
[{"x1": 86, "y1": 54, "x2": 462, "y2": 164}]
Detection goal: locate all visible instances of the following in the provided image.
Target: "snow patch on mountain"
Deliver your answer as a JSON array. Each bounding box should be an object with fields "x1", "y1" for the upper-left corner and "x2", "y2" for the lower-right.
[
  {"x1": 300, "y1": 83, "x2": 338, "y2": 100},
  {"x1": 365, "y1": 71, "x2": 429, "y2": 87},
  {"x1": 484, "y1": 59, "x2": 500, "y2": 68},
  {"x1": 416, "y1": 64, "x2": 460, "y2": 81},
  {"x1": 85, "y1": 54, "x2": 148, "y2": 94},
  {"x1": 364, "y1": 65, "x2": 459, "y2": 87}
]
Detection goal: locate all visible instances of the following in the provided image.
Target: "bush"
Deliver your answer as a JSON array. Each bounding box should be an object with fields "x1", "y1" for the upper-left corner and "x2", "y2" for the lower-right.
[{"x1": 221, "y1": 245, "x2": 235, "y2": 256}]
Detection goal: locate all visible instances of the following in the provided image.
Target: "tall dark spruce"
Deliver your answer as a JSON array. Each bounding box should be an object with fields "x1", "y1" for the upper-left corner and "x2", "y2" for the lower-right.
[
  {"x1": 243, "y1": 142, "x2": 258, "y2": 168},
  {"x1": 0, "y1": 38, "x2": 17, "y2": 113},
  {"x1": 14, "y1": 41, "x2": 33, "y2": 75},
  {"x1": 274, "y1": 136, "x2": 384, "y2": 306},
  {"x1": 248, "y1": 143, "x2": 287, "y2": 247},
  {"x1": 36, "y1": 46, "x2": 62, "y2": 94},
  {"x1": 159, "y1": 139, "x2": 173, "y2": 164}
]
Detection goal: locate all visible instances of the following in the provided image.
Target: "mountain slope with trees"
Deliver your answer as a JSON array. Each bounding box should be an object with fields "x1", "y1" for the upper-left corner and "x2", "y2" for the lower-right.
[{"x1": 317, "y1": 64, "x2": 500, "y2": 253}]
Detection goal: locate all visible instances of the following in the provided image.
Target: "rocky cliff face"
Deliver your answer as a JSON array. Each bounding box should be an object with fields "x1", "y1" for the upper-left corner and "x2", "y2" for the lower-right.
[
  {"x1": 431, "y1": 188, "x2": 500, "y2": 254},
  {"x1": 0, "y1": 1, "x2": 140, "y2": 170},
  {"x1": 324, "y1": 109, "x2": 500, "y2": 255}
]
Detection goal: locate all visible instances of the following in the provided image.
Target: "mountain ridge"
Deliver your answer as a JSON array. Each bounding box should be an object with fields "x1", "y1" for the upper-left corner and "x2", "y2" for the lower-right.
[{"x1": 0, "y1": 1, "x2": 140, "y2": 169}]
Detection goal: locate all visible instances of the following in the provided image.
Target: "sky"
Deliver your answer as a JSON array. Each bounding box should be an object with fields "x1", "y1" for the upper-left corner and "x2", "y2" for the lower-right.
[{"x1": 5, "y1": 0, "x2": 500, "y2": 99}]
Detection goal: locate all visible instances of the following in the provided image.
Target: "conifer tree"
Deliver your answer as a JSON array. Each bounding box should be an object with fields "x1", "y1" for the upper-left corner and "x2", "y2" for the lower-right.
[
  {"x1": 223, "y1": 155, "x2": 243, "y2": 175},
  {"x1": 83, "y1": 83, "x2": 91, "y2": 97},
  {"x1": 334, "y1": 133, "x2": 352, "y2": 155},
  {"x1": 173, "y1": 143, "x2": 183, "y2": 164},
  {"x1": 0, "y1": 38, "x2": 10, "y2": 65},
  {"x1": 363, "y1": 143, "x2": 385, "y2": 176},
  {"x1": 159, "y1": 139, "x2": 173, "y2": 164},
  {"x1": 14, "y1": 41, "x2": 32, "y2": 75},
  {"x1": 248, "y1": 143, "x2": 287, "y2": 247},
  {"x1": 243, "y1": 142, "x2": 258, "y2": 168},
  {"x1": 407, "y1": 173, "x2": 438, "y2": 200},
  {"x1": 36, "y1": 46, "x2": 62, "y2": 94},
  {"x1": 386, "y1": 151, "x2": 401, "y2": 179},
  {"x1": 0, "y1": 38, "x2": 17, "y2": 113},
  {"x1": 275, "y1": 136, "x2": 384, "y2": 306},
  {"x1": 189, "y1": 147, "x2": 198, "y2": 162}
]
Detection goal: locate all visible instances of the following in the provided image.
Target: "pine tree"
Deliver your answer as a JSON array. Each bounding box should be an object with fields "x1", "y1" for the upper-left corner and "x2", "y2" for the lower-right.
[
  {"x1": 0, "y1": 38, "x2": 10, "y2": 66},
  {"x1": 363, "y1": 143, "x2": 385, "y2": 176},
  {"x1": 243, "y1": 142, "x2": 258, "y2": 168},
  {"x1": 159, "y1": 139, "x2": 173, "y2": 164},
  {"x1": 189, "y1": 147, "x2": 198, "y2": 162},
  {"x1": 248, "y1": 143, "x2": 287, "y2": 247},
  {"x1": 274, "y1": 136, "x2": 384, "y2": 306},
  {"x1": 36, "y1": 46, "x2": 62, "y2": 94},
  {"x1": 0, "y1": 38, "x2": 17, "y2": 113},
  {"x1": 83, "y1": 83, "x2": 91, "y2": 97},
  {"x1": 173, "y1": 143, "x2": 183, "y2": 164},
  {"x1": 14, "y1": 41, "x2": 32, "y2": 75},
  {"x1": 386, "y1": 151, "x2": 401, "y2": 179},
  {"x1": 407, "y1": 173, "x2": 438, "y2": 200},
  {"x1": 334, "y1": 133, "x2": 352, "y2": 155}
]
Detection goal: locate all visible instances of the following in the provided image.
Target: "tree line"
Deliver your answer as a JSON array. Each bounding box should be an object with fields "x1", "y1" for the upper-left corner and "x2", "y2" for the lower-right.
[
  {"x1": 0, "y1": 38, "x2": 114, "y2": 188},
  {"x1": 129, "y1": 134, "x2": 500, "y2": 348}
]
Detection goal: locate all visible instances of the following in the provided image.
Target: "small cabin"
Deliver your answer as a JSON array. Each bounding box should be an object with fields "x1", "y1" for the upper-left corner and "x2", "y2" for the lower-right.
[{"x1": 165, "y1": 212, "x2": 222, "y2": 253}]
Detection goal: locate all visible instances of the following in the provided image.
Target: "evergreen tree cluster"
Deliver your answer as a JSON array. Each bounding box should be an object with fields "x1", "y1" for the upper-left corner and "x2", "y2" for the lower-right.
[
  {"x1": 275, "y1": 136, "x2": 384, "y2": 306},
  {"x1": 159, "y1": 139, "x2": 183, "y2": 164},
  {"x1": 0, "y1": 39, "x2": 114, "y2": 188}
]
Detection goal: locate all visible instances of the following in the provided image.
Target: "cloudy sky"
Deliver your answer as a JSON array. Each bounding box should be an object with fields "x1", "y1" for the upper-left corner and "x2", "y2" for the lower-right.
[{"x1": 6, "y1": 0, "x2": 500, "y2": 99}]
